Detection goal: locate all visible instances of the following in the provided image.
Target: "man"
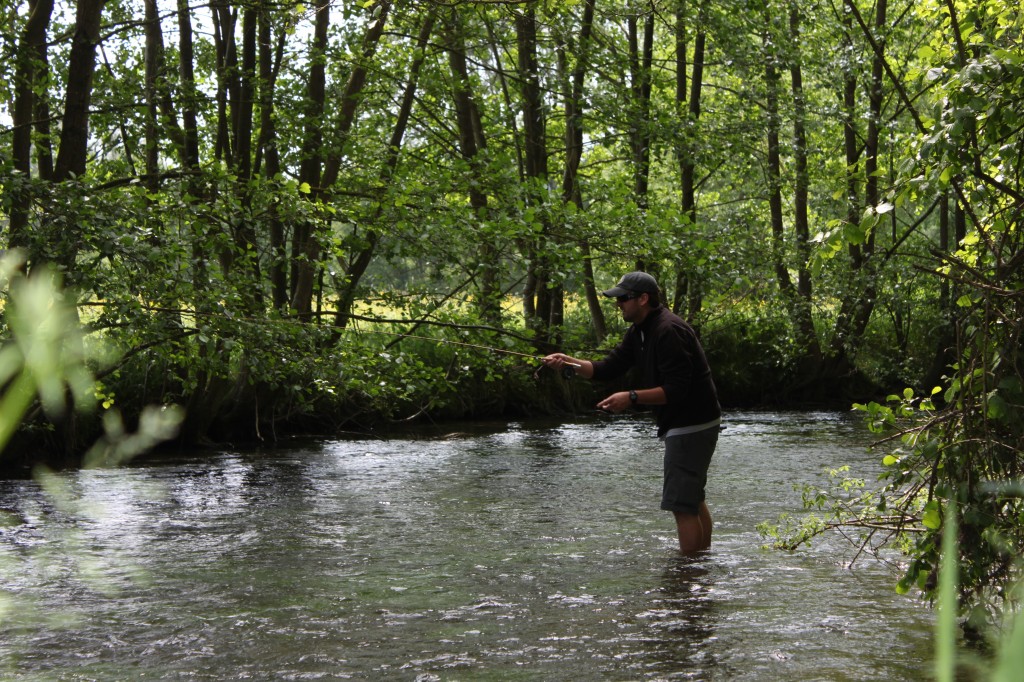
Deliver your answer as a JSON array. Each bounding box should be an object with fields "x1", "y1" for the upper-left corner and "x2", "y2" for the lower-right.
[{"x1": 543, "y1": 271, "x2": 722, "y2": 554}]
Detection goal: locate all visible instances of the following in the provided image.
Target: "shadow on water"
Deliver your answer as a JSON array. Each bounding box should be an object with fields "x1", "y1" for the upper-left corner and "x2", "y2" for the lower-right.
[{"x1": 0, "y1": 411, "x2": 935, "y2": 680}]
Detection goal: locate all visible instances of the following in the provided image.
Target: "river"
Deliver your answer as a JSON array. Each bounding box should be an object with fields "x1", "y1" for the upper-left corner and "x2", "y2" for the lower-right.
[{"x1": 0, "y1": 411, "x2": 934, "y2": 680}]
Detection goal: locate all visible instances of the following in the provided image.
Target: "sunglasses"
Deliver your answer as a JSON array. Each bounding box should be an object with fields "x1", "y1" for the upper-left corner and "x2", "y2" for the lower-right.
[{"x1": 615, "y1": 293, "x2": 640, "y2": 303}]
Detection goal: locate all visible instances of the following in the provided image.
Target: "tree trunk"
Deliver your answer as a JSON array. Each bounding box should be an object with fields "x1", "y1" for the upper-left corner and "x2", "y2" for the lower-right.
[
  {"x1": 291, "y1": 0, "x2": 329, "y2": 318},
  {"x1": 8, "y1": 0, "x2": 54, "y2": 255},
  {"x1": 560, "y1": 0, "x2": 604, "y2": 342},
  {"x1": 627, "y1": 7, "x2": 654, "y2": 211},
  {"x1": 848, "y1": 0, "x2": 886, "y2": 341},
  {"x1": 257, "y1": 4, "x2": 289, "y2": 311},
  {"x1": 787, "y1": 5, "x2": 819, "y2": 356},
  {"x1": 32, "y1": 5, "x2": 55, "y2": 186},
  {"x1": 177, "y1": 0, "x2": 219, "y2": 444},
  {"x1": 833, "y1": 0, "x2": 887, "y2": 357},
  {"x1": 445, "y1": 11, "x2": 500, "y2": 325},
  {"x1": 210, "y1": 0, "x2": 236, "y2": 165},
  {"x1": 29, "y1": 0, "x2": 104, "y2": 455},
  {"x1": 233, "y1": 5, "x2": 262, "y2": 309},
  {"x1": 516, "y1": 5, "x2": 556, "y2": 350},
  {"x1": 763, "y1": 8, "x2": 794, "y2": 311},
  {"x1": 53, "y1": 0, "x2": 104, "y2": 185},
  {"x1": 143, "y1": 0, "x2": 162, "y2": 191},
  {"x1": 44, "y1": 0, "x2": 104, "y2": 287},
  {"x1": 176, "y1": 0, "x2": 201, "y2": 172},
  {"x1": 673, "y1": 0, "x2": 706, "y2": 320}
]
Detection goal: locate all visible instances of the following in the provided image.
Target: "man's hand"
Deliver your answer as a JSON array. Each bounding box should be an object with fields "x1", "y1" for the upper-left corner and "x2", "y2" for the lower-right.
[
  {"x1": 542, "y1": 353, "x2": 593, "y2": 379},
  {"x1": 596, "y1": 391, "x2": 632, "y2": 413},
  {"x1": 542, "y1": 352, "x2": 573, "y2": 369}
]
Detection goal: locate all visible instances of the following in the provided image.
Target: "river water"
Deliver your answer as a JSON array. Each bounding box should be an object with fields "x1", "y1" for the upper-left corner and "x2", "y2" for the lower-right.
[{"x1": 0, "y1": 411, "x2": 934, "y2": 680}]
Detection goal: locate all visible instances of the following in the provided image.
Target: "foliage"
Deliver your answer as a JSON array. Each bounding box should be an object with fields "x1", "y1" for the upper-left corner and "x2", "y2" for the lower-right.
[
  {"x1": 761, "y1": 333, "x2": 1022, "y2": 625},
  {"x1": 0, "y1": 0, "x2": 921, "y2": 426},
  {"x1": 757, "y1": 0, "x2": 1024, "y2": 633},
  {"x1": 0, "y1": 250, "x2": 183, "y2": 465},
  {"x1": 702, "y1": 303, "x2": 799, "y2": 406},
  {"x1": 934, "y1": 501, "x2": 1024, "y2": 682},
  {"x1": 0, "y1": 253, "x2": 95, "y2": 450}
]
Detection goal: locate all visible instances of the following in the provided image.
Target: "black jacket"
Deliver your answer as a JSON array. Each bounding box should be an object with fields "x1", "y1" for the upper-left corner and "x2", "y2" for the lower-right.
[{"x1": 591, "y1": 306, "x2": 721, "y2": 437}]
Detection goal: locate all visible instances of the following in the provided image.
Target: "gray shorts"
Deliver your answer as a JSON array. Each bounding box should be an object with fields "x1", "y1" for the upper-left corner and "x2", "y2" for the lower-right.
[{"x1": 660, "y1": 426, "x2": 719, "y2": 515}]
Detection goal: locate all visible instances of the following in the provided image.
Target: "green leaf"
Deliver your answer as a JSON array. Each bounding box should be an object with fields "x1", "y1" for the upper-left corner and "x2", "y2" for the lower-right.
[
  {"x1": 923, "y1": 502, "x2": 942, "y2": 530},
  {"x1": 986, "y1": 392, "x2": 1008, "y2": 420},
  {"x1": 844, "y1": 221, "x2": 865, "y2": 245}
]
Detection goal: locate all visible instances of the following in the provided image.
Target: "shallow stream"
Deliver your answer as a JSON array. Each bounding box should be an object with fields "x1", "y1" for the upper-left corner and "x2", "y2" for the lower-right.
[{"x1": 0, "y1": 411, "x2": 934, "y2": 680}]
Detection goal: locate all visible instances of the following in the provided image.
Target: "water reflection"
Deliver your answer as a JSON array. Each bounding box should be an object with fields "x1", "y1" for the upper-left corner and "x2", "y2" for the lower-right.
[{"x1": 635, "y1": 555, "x2": 719, "y2": 675}]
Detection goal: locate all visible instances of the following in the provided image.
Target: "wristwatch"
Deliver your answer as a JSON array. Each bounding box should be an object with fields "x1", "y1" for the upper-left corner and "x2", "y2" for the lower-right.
[{"x1": 629, "y1": 389, "x2": 638, "y2": 405}]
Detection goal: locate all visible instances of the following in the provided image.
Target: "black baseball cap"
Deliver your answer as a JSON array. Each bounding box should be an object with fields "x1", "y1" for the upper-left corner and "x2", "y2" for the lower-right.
[{"x1": 602, "y1": 271, "x2": 659, "y2": 297}]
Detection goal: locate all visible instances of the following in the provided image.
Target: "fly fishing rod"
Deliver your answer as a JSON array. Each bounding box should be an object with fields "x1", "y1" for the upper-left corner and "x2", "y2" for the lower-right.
[
  {"x1": 135, "y1": 305, "x2": 585, "y2": 378},
  {"x1": 347, "y1": 326, "x2": 582, "y2": 378}
]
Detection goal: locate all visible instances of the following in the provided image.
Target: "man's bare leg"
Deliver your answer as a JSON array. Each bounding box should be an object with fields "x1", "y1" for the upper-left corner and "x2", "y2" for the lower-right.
[
  {"x1": 698, "y1": 501, "x2": 712, "y2": 550},
  {"x1": 673, "y1": 503, "x2": 713, "y2": 553},
  {"x1": 672, "y1": 511, "x2": 705, "y2": 554}
]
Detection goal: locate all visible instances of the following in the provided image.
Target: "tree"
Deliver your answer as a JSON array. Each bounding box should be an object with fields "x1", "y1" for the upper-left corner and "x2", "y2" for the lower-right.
[
  {"x1": 557, "y1": 0, "x2": 605, "y2": 341},
  {"x1": 515, "y1": 3, "x2": 559, "y2": 349},
  {"x1": 444, "y1": 9, "x2": 501, "y2": 324},
  {"x1": 671, "y1": 0, "x2": 708, "y2": 321},
  {"x1": 762, "y1": 0, "x2": 1024, "y2": 632},
  {"x1": 8, "y1": 0, "x2": 54, "y2": 255}
]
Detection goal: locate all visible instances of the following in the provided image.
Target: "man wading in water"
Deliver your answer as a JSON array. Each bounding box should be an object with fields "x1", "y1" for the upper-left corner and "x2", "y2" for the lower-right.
[{"x1": 543, "y1": 271, "x2": 722, "y2": 554}]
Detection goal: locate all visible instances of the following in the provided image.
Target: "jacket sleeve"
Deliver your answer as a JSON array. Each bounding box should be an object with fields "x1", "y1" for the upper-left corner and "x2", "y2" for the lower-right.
[{"x1": 591, "y1": 331, "x2": 635, "y2": 381}]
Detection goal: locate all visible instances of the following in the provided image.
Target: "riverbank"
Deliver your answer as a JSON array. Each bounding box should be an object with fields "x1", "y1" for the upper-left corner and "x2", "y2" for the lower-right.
[{"x1": 1, "y1": 356, "x2": 885, "y2": 476}]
